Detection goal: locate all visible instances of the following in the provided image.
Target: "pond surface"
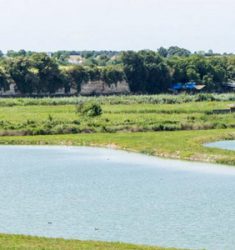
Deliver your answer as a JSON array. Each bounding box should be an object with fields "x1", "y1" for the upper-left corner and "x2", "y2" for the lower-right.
[
  {"x1": 205, "y1": 140, "x2": 235, "y2": 151},
  {"x1": 0, "y1": 146, "x2": 235, "y2": 250}
]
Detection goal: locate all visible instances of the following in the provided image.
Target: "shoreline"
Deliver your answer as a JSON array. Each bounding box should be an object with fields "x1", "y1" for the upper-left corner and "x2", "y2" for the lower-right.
[
  {"x1": 1, "y1": 144, "x2": 235, "y2": 176},
  {"x1": 0, "y1": 129, "x2": 235, "y2": 166},
  {"x1": 0, "y1": 233, "x2": 185, "y2": 250}
]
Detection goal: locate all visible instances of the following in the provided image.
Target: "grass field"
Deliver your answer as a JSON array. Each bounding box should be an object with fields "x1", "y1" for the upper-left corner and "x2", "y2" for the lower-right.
[
  {"x1": 0, "y1": 97, "x2": 235, "y2": 136},
  {"x1": 0, "y1": 234, "x2": 185, "y2": 250}
]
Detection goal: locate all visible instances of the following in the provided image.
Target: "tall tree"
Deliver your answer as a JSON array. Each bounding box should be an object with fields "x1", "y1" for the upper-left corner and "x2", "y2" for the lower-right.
[
  {"x1": 6, "y1": 57, "x2": 39, "y2": 93},
  {"x1": 30, "y1": 53, "x2": 63, "y2": 93}
]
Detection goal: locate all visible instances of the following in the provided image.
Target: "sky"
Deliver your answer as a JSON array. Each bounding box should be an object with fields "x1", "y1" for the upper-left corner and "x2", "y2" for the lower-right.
[{"x1": 0, "y1": 0, "x2": 234, "y2": 53}]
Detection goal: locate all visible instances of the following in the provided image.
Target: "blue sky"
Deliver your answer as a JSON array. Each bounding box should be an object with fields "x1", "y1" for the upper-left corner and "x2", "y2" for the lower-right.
[{"x1": 0, "y1": 0, "x2": 234, "y2": 52}]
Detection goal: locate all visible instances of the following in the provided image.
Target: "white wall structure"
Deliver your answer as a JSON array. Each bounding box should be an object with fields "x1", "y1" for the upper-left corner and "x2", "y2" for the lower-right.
[
  {"x1": 0, "y1": 81, "x2": 130, "y2": 96},
  {"x1": 80, "y1": 80, "x2": 130, "y2": 95},
  {"x1": 0, "y1": 83, "x2": 18, "y2": 96}
]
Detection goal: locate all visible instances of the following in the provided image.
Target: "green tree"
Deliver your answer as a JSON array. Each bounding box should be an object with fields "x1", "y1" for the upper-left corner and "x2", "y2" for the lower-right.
[
  {"x1": 122, "y1": 50, "x2": 171, "y2": 93},
  {"x1": 122, "y1": 51, "x2": 148, "y2": 93},
  {"x1": 186, "y1": 67, "x2": 200, "y2": 82},
  {"x1": 30, "y1": 53, "x2": 63, "y2": 93},
  {"x1": 167, "y1": 46, "x2": 191, "y2": 57},
  {"x1": 6, "y1": 57, "x2": 39, "y2": 93},
  {"x1": 64, "y1": 65, "x2": 89, "y2": 92},
  {"x1": 158, "y1": 47, "x2": 168, "y2": 57},
  {"x1": 0, "y1": 68, "x2": 9, "y2": 90},
  {"x1": 101, "y1": 66, "x2": 125, "y2": 84}
]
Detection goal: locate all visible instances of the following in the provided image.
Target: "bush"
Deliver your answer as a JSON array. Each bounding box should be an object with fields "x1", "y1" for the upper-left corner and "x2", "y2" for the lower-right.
[{"x1": 76, "y1": 102, "x2": 102, "y2": 117}]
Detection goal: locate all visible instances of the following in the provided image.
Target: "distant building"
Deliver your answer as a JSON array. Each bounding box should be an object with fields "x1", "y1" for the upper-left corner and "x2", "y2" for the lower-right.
[
  {"x1": 170, "y1": 82, "x2": 205, "y2": 92},
  {"x1": 68, "y1": 55, "x2": 83, "y2": 65}
]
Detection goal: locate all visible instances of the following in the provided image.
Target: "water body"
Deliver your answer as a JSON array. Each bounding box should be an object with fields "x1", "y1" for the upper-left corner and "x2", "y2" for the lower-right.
[
  {"x1": 205, "y1": 140, "x2": 235, "y2": 151},
  {"x1": 0, "y1": 146, "x2": 235, "y2": 250}
]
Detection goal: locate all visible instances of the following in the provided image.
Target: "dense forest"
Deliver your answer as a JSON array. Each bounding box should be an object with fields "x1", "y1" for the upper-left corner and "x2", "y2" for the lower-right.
[{"x1": 0, "y1": 46, "x2": 235, "y2": 95}]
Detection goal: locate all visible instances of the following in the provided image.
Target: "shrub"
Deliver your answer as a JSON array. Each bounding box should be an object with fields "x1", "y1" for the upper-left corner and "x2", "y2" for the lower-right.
[{"x1": 76, "y1": 102, "x2": 102, "y2": 117}]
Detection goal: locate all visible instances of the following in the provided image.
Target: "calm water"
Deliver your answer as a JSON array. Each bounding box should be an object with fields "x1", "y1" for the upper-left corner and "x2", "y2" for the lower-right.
[
  {"x1": 205, "y1": 140, "x2": 235, "y2": 151},
  {"x1": 0, "y1": 146, "x2": 235, "y2": 250}
]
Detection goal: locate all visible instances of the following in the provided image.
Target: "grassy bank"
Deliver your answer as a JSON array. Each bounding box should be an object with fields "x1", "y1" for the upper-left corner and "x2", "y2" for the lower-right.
[
  {"x1": 1, "y1": 129, "x2": 235, "y2": 165},
  {"x1": 0, "y1": 234, "x2": 185, "y2": 250}
]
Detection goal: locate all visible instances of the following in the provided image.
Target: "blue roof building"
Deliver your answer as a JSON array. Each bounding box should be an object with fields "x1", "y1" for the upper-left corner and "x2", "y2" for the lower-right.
[{"x1": 170, "y1": 82, "x2": 205, "y2": 92}]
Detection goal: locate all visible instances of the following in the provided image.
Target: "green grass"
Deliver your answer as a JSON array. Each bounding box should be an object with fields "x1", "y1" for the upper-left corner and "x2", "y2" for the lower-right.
[
  {"x1": 0, "y1": 234, "x2": 186, "y2": 250},
  {"x1": 0, "y1": 93, "x2": 234, "y2": 106},
  {"x1": 0, "y1": 100, "x2": 235, "y2": 135}
]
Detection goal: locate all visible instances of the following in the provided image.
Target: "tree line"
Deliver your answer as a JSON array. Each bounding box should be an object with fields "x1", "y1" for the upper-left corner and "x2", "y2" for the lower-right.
[
  {"x1": 0, "y1": 53, "x2": 125, "y2": 94},
  {"x1": 122, "y1": 50, "x2": 235, "y2": 93},
  {"x1": 0, "y1": 47, "x2": 235, "y2": 95}
]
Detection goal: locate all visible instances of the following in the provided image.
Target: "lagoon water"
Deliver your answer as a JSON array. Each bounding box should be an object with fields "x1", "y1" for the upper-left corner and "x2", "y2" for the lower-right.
[
  {"x1": 0, "y1": 146, "x2": 235, "y2": 250},
  {"x1": 205, "y1": 140, "x2": 235, "y2": 151}
]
